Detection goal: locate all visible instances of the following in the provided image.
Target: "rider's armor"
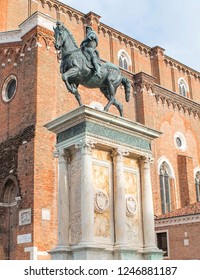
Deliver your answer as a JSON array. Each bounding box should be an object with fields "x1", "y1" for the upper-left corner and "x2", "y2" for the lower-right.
[{"x1": 81, "y1": 26, "x2": 101, "y2": 78}]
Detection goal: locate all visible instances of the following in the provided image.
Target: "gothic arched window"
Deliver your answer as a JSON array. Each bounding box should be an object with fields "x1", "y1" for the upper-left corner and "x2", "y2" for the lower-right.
[
  {"x1": 118, "y1": 50, "x2": 132, "y2": 70},
  {"x1": 159, "y1": 162, "x2": 171, "y2": 214},
  {"x1": 178, "y1": 78, "x2": 188, "y2": 97},
  {"x1": 195, "y1": 171, "x2": 200, "y2": 202}
]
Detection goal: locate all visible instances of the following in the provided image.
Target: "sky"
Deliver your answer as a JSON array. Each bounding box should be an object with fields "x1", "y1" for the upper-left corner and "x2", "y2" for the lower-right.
[{"x1": 60, "y1": 0, "x2": 200, "y2": 72}]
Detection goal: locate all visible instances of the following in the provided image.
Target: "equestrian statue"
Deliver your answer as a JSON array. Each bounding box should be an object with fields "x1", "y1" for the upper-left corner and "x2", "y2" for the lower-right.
[{"x1": 54, "y1": 21, "x2": 131, "y2": 116}]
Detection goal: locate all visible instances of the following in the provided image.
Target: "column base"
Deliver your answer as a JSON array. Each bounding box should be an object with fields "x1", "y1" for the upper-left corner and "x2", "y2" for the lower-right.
[
  {"x1": 114, "y1": 245, "x2": 145, "y2": 260},
  {"x1": 49, "y1": 245, "x2": 72, "y2": 260},
  {"x1": 49, "y1": 244, "x2": 163, "y2": 260},
  {"x1": 71, "y1": 243, "x2": 113, "y2": 260},
  {"x1": 140, "y1": 246, "x2": 164, "y2": 260}
]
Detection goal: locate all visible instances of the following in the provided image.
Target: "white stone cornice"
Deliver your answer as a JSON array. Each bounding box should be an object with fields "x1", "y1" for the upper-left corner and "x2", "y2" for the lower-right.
[
  {"x1": 19, "y1": 11, "x2": 56, "y2": 36},
  {"x1": 44, "y1": 105, "x2": 162, "y2": 140},
  {"x1": 0, "y1": 12, "x2": 56, "y2": 44},
  {"x1": 0, "y1": 29, "x2": 22, "y2": 43},
  {"x1": 155, "y1": 214, "x2": 200, "y2": 227}
]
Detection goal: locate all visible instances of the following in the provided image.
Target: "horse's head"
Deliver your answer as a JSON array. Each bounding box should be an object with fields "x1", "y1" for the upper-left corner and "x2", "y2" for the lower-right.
[{"x1": 53, "y1": 21, "x2": 66, "y2": 50}]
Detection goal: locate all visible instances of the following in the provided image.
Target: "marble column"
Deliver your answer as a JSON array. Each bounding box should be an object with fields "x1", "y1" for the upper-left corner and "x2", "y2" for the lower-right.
[
  {"x1": 50, "y1": 148, "x2": 71, "y2": 259},
  {"x1": 140, "y1": 157, "x2": 157, "y2": 249},
  {"x1": 112, "y1": 148, "x2": 129, "y2": 245},
  {"x1": 77, "y1": 140, "x2": 95, "y2": 243}
]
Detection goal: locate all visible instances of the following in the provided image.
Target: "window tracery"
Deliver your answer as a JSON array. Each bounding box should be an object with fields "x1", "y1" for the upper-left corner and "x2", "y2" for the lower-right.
[
  {"x1": 159, "y1": 161, "x2": 172, "y2": 214},
  {"x1": 178, "y1": 78, "x2": 188, "y2": 97},
  {"x1": 195, "y1": 171, "x2": 200, "y2": 202},
  {"x1": 118, "y1": 50, "x2": 131, "y2": 70}
]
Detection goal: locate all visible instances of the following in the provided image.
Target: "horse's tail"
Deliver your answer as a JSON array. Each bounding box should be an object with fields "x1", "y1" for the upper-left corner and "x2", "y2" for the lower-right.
[{"x1": 121, "y1": 76, "x2": 131, "y2": 102}]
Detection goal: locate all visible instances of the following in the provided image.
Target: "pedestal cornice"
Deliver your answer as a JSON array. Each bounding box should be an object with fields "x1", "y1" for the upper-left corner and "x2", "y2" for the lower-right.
[{"x1": 44, "y1": 106, "x2": 161, "y2": 155}]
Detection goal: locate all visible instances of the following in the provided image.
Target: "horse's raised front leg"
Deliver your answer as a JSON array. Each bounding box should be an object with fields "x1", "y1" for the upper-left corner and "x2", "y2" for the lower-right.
[{"x1": 62, "y1": 67, "x2": 82, "y2": 106}]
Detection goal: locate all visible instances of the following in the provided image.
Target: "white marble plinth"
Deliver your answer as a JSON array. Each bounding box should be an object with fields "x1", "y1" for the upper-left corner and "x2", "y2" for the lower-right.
[
  {"x1": 45, "y1": 106, "x2": 163, "y2": 260},
  {"x1": 49, "y1": 245, "x2": 72, "y2": 260}
]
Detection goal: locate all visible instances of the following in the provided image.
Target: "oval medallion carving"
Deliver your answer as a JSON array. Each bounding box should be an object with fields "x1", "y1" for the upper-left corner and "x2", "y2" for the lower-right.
[
  {"x1": 126, "y1": 195, "x2": 137, "y2": 217},
  {"x1": 94, "y1": 189, "x2": 109, "y2": 213}
]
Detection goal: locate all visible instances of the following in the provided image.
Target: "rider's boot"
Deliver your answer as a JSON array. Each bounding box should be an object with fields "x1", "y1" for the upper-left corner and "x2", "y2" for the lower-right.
[{"x1": 92, "y1": 59, "x2": 102, "y2": 78}]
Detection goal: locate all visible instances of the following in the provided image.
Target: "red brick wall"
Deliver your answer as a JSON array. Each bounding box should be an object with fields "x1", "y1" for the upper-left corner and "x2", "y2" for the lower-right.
[
  {"x1": 1, "y1": 0, "x2": 200, "y2": 103},
  {"x1": 156, "y1": 221, "x2": 200, "y2": 260},
  {"x1": 177, "y1": 155, "x2": 195, "y2": 207},
  {"x1": 0, "y1": 43, "x2": 37, "y2": 140},
  {"x1": 0, "y1": 0, "x2": 8, "y2": 31},
  {"x1": 0, "y1": 30, "x2": 37, "y2": 259},
  {"x1": 0, "y1": 129, "x2": 35, "y2": 260},
  {"x1": 0, "y1": 0, "x2": 29, "y2": 31},
  {"x1": 149, "y1": 96, "x2": 200, "y2": 215}
]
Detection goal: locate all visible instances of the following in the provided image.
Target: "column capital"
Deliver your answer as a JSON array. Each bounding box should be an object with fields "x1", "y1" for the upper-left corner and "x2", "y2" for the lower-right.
[
  {"x1": 110, "y1": 148, "x2": 129, "y2": 161},
  {"x1": 75, "y1": 139, "x2": 96, "y2": 155},
  {"x1": 53, "y1": 148, "x2": 61, "y2": 158},
  {"x1": 139, "y1": 156, "x2": 154, "y2": 167},
  {"x1": 63, "y1": 150, "x2": 72, "y2": 164},
  {"x1": 53, "y1": 148, "x2": 71, "y2": 163}
]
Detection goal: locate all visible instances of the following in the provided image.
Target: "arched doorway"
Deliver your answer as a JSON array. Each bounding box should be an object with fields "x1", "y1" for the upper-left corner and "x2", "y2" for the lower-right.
[{"x1": 0, "y1": 175, "x2": 20, "y2": 259}]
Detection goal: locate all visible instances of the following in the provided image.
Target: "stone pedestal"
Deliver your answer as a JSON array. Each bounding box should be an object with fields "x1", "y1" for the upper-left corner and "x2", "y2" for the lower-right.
[{"x1": 45, "y1": 106, "x2": 163, "y2": 260}]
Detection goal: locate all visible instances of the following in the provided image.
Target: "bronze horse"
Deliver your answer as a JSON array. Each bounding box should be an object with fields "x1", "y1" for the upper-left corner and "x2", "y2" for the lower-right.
[{"x1": 54, "y1": 22, "x2": 131, "y2": 116}]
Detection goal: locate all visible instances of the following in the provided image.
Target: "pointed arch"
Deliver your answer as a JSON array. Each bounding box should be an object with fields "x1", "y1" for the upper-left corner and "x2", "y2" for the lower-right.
[
  {"x1": 73, "y1": 14, "x2": 80, "y2": 24},
  {"x1": 66, "y1": 11, "x2": 73, "y2": 21},
  {"x1": 118, "y1": 35, "x2": 122, "y2": 44},
  {"x1": 0, "y1": 175, "x2": 20, "y2": 204},
  {"x1": 46, "y1": 1, "x2": 52, "y2": 10},
  {"x1": 100, "y1": 27, "x2": 106, "y2": 37},
  {"x1": 0, "y1": 175, "x2": 20, "y2": 260},
  {"x1": 118, "y1": 49, "x2": 132, "y2": 70},
  {"x1": 138, "y1": 45, "x2": 143, "y2": 54},
  {"x1": 158, "y1": 157, "x2": 176, "y2": 214},
  {"x1": 178, "y1": 77, "x2": 188, "y2": 97},
  {"x1": 194, "y1": 167, "x2": 200, "y2": 202}
]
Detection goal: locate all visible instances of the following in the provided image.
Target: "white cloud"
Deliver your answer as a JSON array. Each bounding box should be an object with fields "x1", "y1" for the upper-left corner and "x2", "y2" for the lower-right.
[{"x1": 61, "y1": 0, "x2": 200, "y2": 71}]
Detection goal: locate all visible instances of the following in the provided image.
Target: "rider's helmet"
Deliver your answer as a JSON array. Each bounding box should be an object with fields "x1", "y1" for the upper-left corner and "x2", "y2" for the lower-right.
[{"x1": 86, "y1": 26, "x2": 93, "y2": 32}]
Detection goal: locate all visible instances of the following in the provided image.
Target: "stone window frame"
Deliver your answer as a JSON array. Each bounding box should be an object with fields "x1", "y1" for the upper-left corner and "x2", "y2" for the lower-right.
[
  {"x1": 158, "y1": 157, "x2": 176, "y2": 214},
  {"x1": 174, "y1": 132, "x2": 187, "y2": 151},
  {"x1": 118, "y1": 49, "x2": 132, "y2": 70},
  {"x1": 156, "y1": 230, "x2": 170, "y2": 258},
  {"x1": 178, "y1": 77, "x2": 188, "y2": 97},
  {"x1": 2, "y1": 74, "x2": 17, "y2": 103},
  {"x1": 194, "y1": 167, "x2": 200, "y2": 202}
]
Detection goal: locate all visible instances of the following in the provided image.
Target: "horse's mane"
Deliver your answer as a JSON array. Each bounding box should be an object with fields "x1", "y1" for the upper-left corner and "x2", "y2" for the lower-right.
[{"x1": 62, "y1": 25, "x2": 79, "y2": 49}]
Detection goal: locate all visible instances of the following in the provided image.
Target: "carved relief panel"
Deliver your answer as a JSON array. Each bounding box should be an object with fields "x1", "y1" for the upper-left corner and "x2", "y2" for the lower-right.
[
  {"x1": 92, "y1": 149, "x2": 113, "y2": 242},
  {"x1": 123, "y1": 158, "x2": 141, "y2": 244},
  {"x1": 69, "y1": 150, "x2": 82, "y2": 245}
]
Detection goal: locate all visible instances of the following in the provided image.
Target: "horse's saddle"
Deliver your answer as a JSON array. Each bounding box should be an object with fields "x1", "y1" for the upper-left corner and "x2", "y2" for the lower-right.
[{"x1": 81, "y1": 48, "x2": 101, "y2": 69}]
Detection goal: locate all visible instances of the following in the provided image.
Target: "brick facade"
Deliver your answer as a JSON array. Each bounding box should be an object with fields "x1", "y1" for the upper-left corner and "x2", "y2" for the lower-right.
[{"x1": 0, "y1": 0, "x2": 200, "y2": 259}]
